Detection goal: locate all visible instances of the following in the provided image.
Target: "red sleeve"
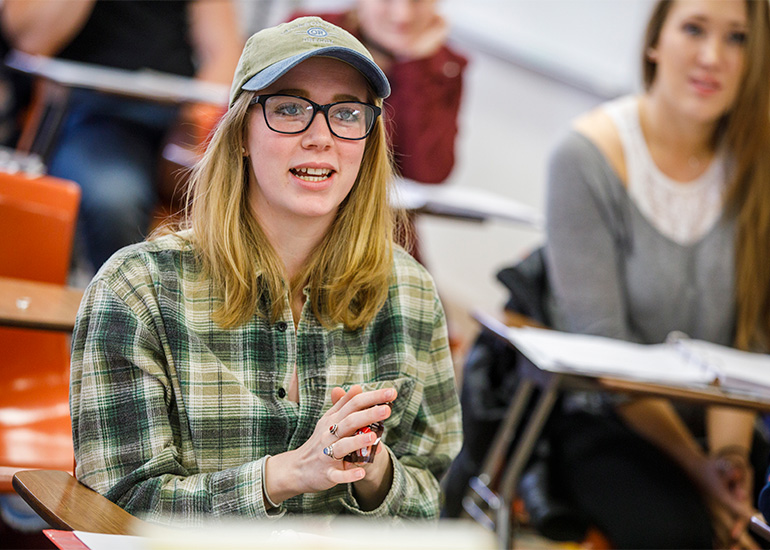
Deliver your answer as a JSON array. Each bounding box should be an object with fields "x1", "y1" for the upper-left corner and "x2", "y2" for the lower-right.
[{"x1": 386, "y1": 46, "x2": 467, "y2": 184}]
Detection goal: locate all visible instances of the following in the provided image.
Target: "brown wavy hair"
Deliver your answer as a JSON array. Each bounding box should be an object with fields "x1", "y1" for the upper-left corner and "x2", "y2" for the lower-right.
[
  {"x1": 177, "y1": 88, "x2": 401, "y2": 330},
  {"x1": 643, "y1": 0, "x2": 770, "y2": 351}
]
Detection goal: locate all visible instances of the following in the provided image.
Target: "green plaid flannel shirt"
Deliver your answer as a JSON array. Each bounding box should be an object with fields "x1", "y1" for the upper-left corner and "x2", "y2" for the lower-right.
[{"x1": 70, "y1": 233, "x2": 462, "y2": 523}]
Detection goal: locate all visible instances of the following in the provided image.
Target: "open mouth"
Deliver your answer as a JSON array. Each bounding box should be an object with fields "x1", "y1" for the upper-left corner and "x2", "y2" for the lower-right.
[{"x1": 290, "y1": 167, "x2": 334, "y2": 182}]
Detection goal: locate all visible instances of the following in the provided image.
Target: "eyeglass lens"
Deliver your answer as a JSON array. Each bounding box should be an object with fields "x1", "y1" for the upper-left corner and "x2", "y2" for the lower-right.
[{"x1": 263, "y1": 95, "x2": 376, "y2": 140}]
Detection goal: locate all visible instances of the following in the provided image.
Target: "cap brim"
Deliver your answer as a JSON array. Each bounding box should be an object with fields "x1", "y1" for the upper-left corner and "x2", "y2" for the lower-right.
[{"x1": 241, "y1": 46, "x2": 390, "y2": 99}]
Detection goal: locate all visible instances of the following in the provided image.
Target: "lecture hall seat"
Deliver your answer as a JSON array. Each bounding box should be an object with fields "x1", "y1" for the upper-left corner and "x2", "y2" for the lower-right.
[{"x1": 0, "y1": 171, "x2": 80, "y2": 493}]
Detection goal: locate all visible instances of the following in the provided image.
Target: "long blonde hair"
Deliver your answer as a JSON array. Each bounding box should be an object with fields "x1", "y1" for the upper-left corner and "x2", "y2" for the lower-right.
[
  {"x1": 180, "y1": 89, "x2": 399, "y2": 330},
  {"x1": 643, "y1": 0, "x2": 770, "y2": 351}
]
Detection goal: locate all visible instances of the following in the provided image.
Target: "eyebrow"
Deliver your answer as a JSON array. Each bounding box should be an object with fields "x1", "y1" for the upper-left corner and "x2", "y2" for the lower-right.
[
  {"x1": 276, "y1": 89, "x2": 365, "y2": 103},
  {"x1": 687, "y1": 14, "x2": 748, "y2": 29}
]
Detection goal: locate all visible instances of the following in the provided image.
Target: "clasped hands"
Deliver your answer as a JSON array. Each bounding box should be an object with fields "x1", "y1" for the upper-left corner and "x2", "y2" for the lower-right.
[
  {"x1": 264, "y1": 384, "x2": 397, "y2": 509},
  {"x1": 704, "y1": 449, "x2": 759, "y2": 549}
]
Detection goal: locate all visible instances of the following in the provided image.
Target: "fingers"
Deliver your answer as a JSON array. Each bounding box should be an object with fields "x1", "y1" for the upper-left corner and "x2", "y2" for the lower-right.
[
  {"x1": 337, "y1": 386, "x2": 396, "y2": 417},
  {"x1": 341, "y1": 403, "x2": 391, "y2": 436},
  {"x1": 322, "y1": 429, "x2": 380, "y2": 464},
  {"x1": 709, "y1": 497, "x2": 760, "y2": 550},
  {"x1": 318, "y1": 385, "x2": 396, "y2": 479},
  {"x1": 327, "y1": 384, "x2": 363, "y2": 415},
  {"x1": 732, "y1": 521, "x2": 760, "y2": 550},
  {"x1": 326, "y1": 385, "x2": 396, "y2": 428},
  {"x1": 327, "y1": 463, "x2": 366, "y2": 485},
  {"x1": 330, "y1": 386, "x2": 346, "y2": 405},
  {"x1": 712, "y1": 506, "x2": 742, "y2": 549}
]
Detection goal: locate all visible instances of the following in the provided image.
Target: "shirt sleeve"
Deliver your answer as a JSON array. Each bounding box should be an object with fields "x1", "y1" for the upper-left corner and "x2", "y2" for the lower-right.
[
  {"x1": 70, "y1": 275, "x2": 282, "y2": 523},
  {"x1": 544, "y1": 131, "x2": 640, "y2": 342},
  {"x1": 386, "y1": 46, "x2": 467, "y2": 184},
  {"x1": 340, "y1": 292, "x2": 463, "y2": 519}
]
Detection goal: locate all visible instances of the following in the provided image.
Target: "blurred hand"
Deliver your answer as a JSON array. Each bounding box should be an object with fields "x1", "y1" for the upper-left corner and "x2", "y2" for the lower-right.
[
  {"x1": 697, "y1": 455, "x2": 758, "y2": 549},
  {"x1": 715, "y1": 452, "x2": 753, "y2": 503}
]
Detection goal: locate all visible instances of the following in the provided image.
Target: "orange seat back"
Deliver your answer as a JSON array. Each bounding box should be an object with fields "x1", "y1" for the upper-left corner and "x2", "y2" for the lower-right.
[
  {"x1": 0, "y1": 172, "x2": 80, "y2": 284},
  {"x1": 0, "y1": 171, "x2": 81, "y2": 492}
]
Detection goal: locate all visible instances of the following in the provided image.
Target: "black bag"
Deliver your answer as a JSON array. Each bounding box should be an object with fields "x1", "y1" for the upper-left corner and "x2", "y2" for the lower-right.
[{"x1": 442, "y1": 247, "x2": 589, "y2": 541}]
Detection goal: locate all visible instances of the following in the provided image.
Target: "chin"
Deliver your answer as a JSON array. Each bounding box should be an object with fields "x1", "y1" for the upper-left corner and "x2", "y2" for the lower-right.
[
  {"x1": 293, "y1": 203, "x2": 339, "y2": 220},
  {"x1": 683, "y1": 98, "x2": 731, "y2": 125}
]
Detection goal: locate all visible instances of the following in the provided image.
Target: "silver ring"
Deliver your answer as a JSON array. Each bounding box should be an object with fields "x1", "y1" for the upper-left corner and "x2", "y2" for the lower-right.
[
  {"x1": 329, "y1": 424, "x2": 340, "y2": 438},
  {"x1": 323, "y1": 444, "x2": 343, "y2": 461}
]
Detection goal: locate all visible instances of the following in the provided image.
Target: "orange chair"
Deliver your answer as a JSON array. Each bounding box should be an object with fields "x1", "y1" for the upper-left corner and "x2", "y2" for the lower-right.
[{"x1": 0, "y1": 171, "x2": 80, "y2": 493}]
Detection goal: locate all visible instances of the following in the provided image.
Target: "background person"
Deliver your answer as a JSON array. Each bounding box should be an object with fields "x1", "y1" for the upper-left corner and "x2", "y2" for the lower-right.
[
  {"x1": 69, "y1": 17, "x2": 462, "y2": 522},
  {"x1": 543, "y1": 0, "x2": 770, "y2": 547},
  {"x1": 0, "y1": 0, "x2": 243, "y2": 273}
]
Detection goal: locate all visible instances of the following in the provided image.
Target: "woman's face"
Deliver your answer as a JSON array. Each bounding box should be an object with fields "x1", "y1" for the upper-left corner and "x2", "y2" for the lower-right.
[
  {"x1": 648, "y1": 0, "x2": 747, "y2": 123},
  {"x1": 356, "y1": 0, "x2": 438, "y2": 52},
  {"x1": 245, "y1": 57, "x2": 368, "y2": 234}
]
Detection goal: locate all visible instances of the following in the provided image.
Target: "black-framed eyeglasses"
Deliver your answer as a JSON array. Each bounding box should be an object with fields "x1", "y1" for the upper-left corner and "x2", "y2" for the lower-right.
[{"x1": 250, "y1": 94, "x2": 381, "y2": 141}]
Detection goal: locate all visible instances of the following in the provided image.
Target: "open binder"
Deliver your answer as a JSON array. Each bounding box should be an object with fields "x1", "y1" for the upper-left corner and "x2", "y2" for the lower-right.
[{"x1": 476, "y1": 312, "x2": 770, "y2": 396}]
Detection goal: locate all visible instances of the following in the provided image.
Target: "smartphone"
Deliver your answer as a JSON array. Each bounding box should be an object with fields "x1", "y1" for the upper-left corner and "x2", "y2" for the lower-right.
[{"x1": 750, "y1": 515, "x2": 770, "y2": 543}]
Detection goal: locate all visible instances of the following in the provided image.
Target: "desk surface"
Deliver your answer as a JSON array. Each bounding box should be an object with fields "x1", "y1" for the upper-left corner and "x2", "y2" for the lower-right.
[
  {"x1": 393, "y1": 179, "x2": 543, "y2": 227},
  {"x1": 0, "y1": 276, "x2": 84, "y2": 332},
  {"x1": 6, "y1": 50, "x2": 229, "y2": 106},
  {"x1": 479, "y1": 310, "x2": 770, "y2": 412},
  {"x1": 598, "y1": 377, "x2": 770, "y2": 412}
]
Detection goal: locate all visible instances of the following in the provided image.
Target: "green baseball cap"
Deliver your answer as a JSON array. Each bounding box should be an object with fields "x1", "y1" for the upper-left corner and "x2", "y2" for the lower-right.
[{"x1": 229, "y1": 16, "x2": 391, "y2": 107}]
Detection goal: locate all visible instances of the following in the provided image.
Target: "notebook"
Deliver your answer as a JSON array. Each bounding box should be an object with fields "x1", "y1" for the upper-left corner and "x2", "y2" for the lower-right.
[{"x1": 475, "y1": 311, "x2": 770, "y2": 396}]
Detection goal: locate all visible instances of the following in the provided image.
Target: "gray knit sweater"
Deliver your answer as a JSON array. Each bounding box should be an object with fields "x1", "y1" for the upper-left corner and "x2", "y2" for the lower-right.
[{"x1": 544, "y1": 130, "x2": 736, "y2": 347}]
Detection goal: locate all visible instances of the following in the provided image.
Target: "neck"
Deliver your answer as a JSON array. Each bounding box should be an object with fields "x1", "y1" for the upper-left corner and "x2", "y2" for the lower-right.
[
  {"x1": 260, "y1": 217, "x2": 328, "y2": 327},
  {"x1": 263, "y1": 221, "x2": 327, "y2": 283},
  {"x1": 640, "y1": 92, "x2": 717, "y2": 162}
]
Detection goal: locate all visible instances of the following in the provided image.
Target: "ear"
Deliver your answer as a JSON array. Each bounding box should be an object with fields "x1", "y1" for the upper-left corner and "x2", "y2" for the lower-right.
[
  {"x1": 241, "y1": 145, "x2": 249, "y2": 157},
  {"x1": 646, "y1": 46, "x2": 659, "y2": 62}
]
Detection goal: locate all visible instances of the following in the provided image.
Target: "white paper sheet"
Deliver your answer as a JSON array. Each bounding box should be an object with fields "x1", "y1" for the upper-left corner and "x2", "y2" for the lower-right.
[{"x1": 74, "y1": 531, "x2": 147, "y2": 550}]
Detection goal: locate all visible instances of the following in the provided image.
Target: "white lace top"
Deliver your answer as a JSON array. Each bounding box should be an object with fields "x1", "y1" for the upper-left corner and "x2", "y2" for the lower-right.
[{"x1": 603, "y1": 95, "x2": 727, "y2": 245}]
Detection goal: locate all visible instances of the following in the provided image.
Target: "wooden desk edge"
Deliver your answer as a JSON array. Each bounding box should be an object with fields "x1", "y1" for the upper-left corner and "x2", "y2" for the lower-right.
[
  {"x1": 13, "y1": 470, "x2": 147, "y2": 535},
  {"x1": 0, "y1": 277, "x2": 84, "y2": 332},
  {"x1": 599, "y1": 377, "x2": 770, "y2": 412}
]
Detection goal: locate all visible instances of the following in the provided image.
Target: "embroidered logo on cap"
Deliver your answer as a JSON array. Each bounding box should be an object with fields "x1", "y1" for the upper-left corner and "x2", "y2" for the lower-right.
[{"x1": 307, "y1": 27, "x2": 328, "y2": 38}]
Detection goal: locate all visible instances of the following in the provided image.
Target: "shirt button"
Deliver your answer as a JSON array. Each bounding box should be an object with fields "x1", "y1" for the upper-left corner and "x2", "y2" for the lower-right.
[
  {"x1": 276, "y1": 321, "x2": 288, "y2": 332},
  {"x1": 277, "y1": 387, "x2": 286, "y2": 398}
]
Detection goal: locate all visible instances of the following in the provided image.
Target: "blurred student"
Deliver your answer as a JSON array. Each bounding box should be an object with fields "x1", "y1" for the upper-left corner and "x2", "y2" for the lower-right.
[
  {"x1": 544, "y1": 0, "x2": 770, "y2": 547},
  {"x1": 69, "y1": 17, "x2": 462, "y2": 522},
  {"x1": 1, "y1": 0, "x2": 242, "y2": 273}
]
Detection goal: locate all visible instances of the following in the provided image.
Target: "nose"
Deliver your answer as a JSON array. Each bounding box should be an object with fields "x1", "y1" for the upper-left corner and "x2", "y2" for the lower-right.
[
  {"x1": 300, "y1": 111, "x2": 334, "y2": 149},
  {"x1": 390, "y1": 0, "x2": 415, "y2": 25},
  {"x1": 698, "y1": 34, "x2": 723, "y2": 67}
]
